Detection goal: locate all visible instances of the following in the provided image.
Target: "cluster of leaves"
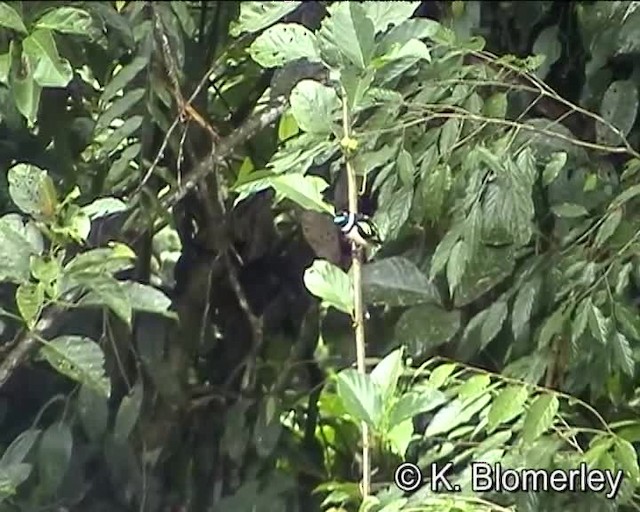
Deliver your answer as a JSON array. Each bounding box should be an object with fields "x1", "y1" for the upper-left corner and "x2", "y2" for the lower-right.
[
  {"x1": 324, "y1": 350, "x2": 639, "y2": 511},
  {"x1": 236, "y1": 1, "x2": 640, "y2": 511},
  {"x1": 0, "y1": 162, "x2": 172, "y2": 504}
]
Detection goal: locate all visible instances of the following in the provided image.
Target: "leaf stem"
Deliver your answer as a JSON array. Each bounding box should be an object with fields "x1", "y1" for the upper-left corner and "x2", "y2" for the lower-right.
[{"x1": 341, "y1": 87, "x2": 371, "y2": 498}]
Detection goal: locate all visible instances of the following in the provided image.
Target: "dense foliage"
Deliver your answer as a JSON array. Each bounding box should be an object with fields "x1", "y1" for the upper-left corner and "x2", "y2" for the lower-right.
[{"x1": 0, "y1": 2, "x2": 640, "y2": 512}]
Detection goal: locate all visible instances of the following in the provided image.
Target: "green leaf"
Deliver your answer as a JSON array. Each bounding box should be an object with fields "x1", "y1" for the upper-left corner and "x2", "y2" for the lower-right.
[
  {"x1": 23, "y1": 29, "x2": 73, "y2": 88},
  {"x1": 113, "y1": 380, "x2": 144, "y2": 443},
  {"x1": 37, "y1": 422, "x2": 72, "y2": 496},
  {"x1": 0, "y1": 3, "x2": 27, "y2": 34},
  {"x1": 522, "y1": 394, "x2": 559, "y2": 443},
  {"x1": 483, "y1": 92, "x2": 507, "y2": 118},
  {"x1": 0, "y1": 464, "x2": 32, "y2": 500},
  {"x1": 447, "y1": 239, "x2": 468, "y2": 294},
  {"x1": 105, "y1": 143, "x2": 141, "y2": 190},
  {"x1": 596, "y1": 80, "x2": 639, "y2": 145},
  {"x1": 100, "y1": 57, "x2": 148, "y2": 104},
  {"x1": 512, "y1": 276, "x2": 541, "y2": 340},
  {"x1": 388, "y1": 389, "x2": 446, "y2": 428},
  {"x1": 361, "y1": 2, "x2": 420, "y2": 34},
  {"x1": 538, "y1": 306, "x2": 568, "y2": 348},
  {"x1": 77, "y1": 385, "x2": 108, "y2": 442},
  {"x1": 428, "y1": 363, "x2": 456, "y2": 389},
  {"x1": 480, "y1": 300, "x2": 507, "y2": 349},
  {"x1": 457, "y1": 374, "x2": 491, "y2": 400},
  {"x1": 39, "y1": 336, "x2": 111, "y2": 397},
  {"x1": 0, "y1": 430, "x2": 40, "y2": 467},
  {"x1": 318, "y1": 2, "x2": 375, "y2": 70},
  {"x1": 421, "y1": 163, "x2": 452, "y2": 223},
  {"x1": 16, "y1": 282, "x2": 44, "y2": 329},
  {"x1": 9, "y1": 50, "x2": 42, "y2": 124},
  {"x1": 611, "y1": 183, "x2": 640, "y2": 209},
  {"x1": 532, "y1": 25, "x2": 561, "y2": 79},
  {"x1": 551, "y1": 203, "x2": 589, "y2": 218},
  {"x1": 614, "y1": 437, "x2": 640, "y2": 483},
  {"x1": 34, "y1": 7, "x2": 93, "y2": 35},
  {"x1": 101, "y1": 115, "x2": 143, "y2": 155},
  {"x1": 82, "y1": 197, "x2": 128, "y2": 220},
  {"x1": 370, "y1": 349, "x2": 404, "y2": 404},
  {"x1": 77, "y1": 274, "x2": 132, "y2": 326},
  {"x1": 120, "y1": 281, "x2": 173, "y2": 317},
  {"x1": 362, "y1": 256, "x2": 441, "y2": 307},
  {"x1": 588, "y1": 303, "x2": 609, "y2": 344},
  {"x1": 96, "y1": 88, "x2": 145, "y2": 132},
  {"x1": 611, "y1": 332, "x2": 634, "y2": 376},
  {"x1": 395, "y1": 304, "x2": 461, "y2": 357},
  {"x1": 7, "y1": 164, "x2": 58, "y2": 219},
  {"x1": 542, "y1": 151, "x2": 567, "y2": 185},
  {"x1": 429, "y1": 227, "x2": 460, "y2": 279},
  {"x1": 304, "y1": 259, "x2": 353, "y2": 314},
  {"x1": 249, "y1": 23, "x2": 321, "y2": 68},
  {"x1": 377, "y1": 19, "x2": 442, "y2": 54},
  {"x1": 63, "y1": 244, "x2": 135, "y2": 278},
  {"x1": 426, "y1": 393, "x2": 492, "y2": 437},
  {"x1": 289, "y1": 79, "x2": 340, "y2": 134},
  {"x1": 336, "y1": 369, "x2": 383, "y2": 428},
  {"x1": 0, "y1": 219, "x2": 40, "y2": 283},
  {"x1": 229, "y1": 1, "x2": 301, "y2": 37},
  {"x1": 488, "y1": 385, "x2": 529, "y2": 433},
  {"x1": 396, "y1": 149, "x2": 415, "y2": 187},
  {"x1": 594, "y1": 208, "x2": 622, "y2": 248},
  {"x1": 438, "y1": 118, "x2": 460, "y2": 156}
]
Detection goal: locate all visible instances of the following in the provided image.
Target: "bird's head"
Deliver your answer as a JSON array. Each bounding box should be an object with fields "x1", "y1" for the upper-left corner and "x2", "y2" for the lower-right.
[{"x1": 333, "y1": 211, "x2": 349, "y2": 228}]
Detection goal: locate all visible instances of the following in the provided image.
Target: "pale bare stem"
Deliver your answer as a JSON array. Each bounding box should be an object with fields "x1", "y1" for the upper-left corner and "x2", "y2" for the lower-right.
[{"x1": 341, "y1": 87, "x2": 371, "y2": 498}]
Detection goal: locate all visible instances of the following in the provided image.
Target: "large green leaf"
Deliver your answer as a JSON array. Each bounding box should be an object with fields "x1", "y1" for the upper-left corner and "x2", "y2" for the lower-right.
[
  {"x1": 336, "y1": 369, "x2": 384, "y2": 428},
  {"x1": 361, "y1": 2, "x2": 420, "y2": 34},
  {"x1": 0, "y1": 3, "x2": 27, "y2": 34},
  {"x1": 454, "y1": 246, "x2": 514, "y2": 307},
  {"x1": 120, "y1": 281, "x2": 174, "y2": 317},
  {"x1": 23, "y1": 29, "x2": 73, "y2": 88},
  {"x1": 395, "y1": 304, "x2": 461, "y2": 357},
  {"x1": 0, "y1": 430, "x2": 40, "y2": 467},
  {"x1": 479, "y1": 300, "x2": 507, "y2": 349},
  {"x1": 304, "y1": 259, "x2": 353, "y2": 314},
  {"x1": 487, "y1": 385, "x2": 529, "y2": 433},
  {"x1": 512, "y1": 276, "x2": 541, "y2": 340},
  {"x1": 39, "y1": 336, "x2": 111, "y2": 397},
  {"x1": 34, "y1": 7, "x2": 93, "y2": 35},
  {"x1": 37, "y1": 422, "x2": 72, "y2": 496},
  {"x1": 100, "y1": 57, "x2": 148, "y2": 104},
  {"x1": 370, "y1": 348, "x2": 404, "y2": 404},
  {"x1": 7, "y1": 164, "x2": 58, "y2": 219},
  {"x1": 77, "y1": 385, "x2": 108, "y2": 442},
  {"x1": 362, "y1": 256, "x2": 441, "y2": 307},
  {"x1": 0, "y1": 464, "x2": 32, "y2": 501},
  {"x1": 78, "y1": 274, "x2": 133, "y2": 326},
  {"x1": 596, "y1": 80, "x2": 638, "y2": 145},
  {"x1": 425, "y1": 393, "x2": 492, "y2": 437},
  {"x1": 16, "y1": 282, "x2": 44, "y2": 329},
  {"x1": 522, "y1": 394, "x2": 559, "y2": 444},
  {"x1": 0, "y1": 219, "x2": 40, "y2": 283},
  {"x1": 63, "y1": 244, "x2": 136, "y2": 280},
  {"x1": 318, "y1": 2, "x2": 375, "y2": 69},
  {"x1": 388, "y1": 389, "x2": 446, "y2": 429},
  {"x1": 249, "y1": 23, "x2": 322, "y2": 67},
  {"x1": 290, "y1": 79, "x2": 340, "y2": 134},
  {"x1": 229, "y1": 1, "x2": 302, "y2": 37},
  {"x1": 113, "y1": 380, "x2": 144, "y2": 443}
]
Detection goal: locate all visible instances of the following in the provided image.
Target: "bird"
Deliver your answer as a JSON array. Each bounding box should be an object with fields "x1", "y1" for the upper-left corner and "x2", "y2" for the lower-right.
[{"x1": 333, "y1": 211, "x2": 382, "y2": 249}]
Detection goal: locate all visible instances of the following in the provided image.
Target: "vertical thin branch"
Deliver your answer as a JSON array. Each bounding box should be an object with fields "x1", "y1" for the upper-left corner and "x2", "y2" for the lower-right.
[{"x1": 341, "y1": 89, "x2": 371, "y2": 498}]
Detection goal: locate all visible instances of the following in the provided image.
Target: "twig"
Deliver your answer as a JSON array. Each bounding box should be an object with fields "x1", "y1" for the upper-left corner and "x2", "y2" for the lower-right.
[{"x1": 341, "y1": 87, "x2": 371, "y2": 498}]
